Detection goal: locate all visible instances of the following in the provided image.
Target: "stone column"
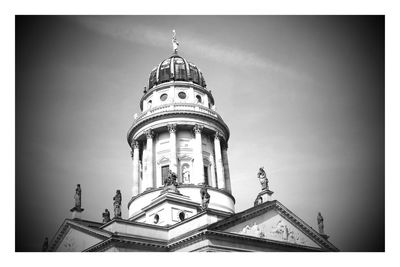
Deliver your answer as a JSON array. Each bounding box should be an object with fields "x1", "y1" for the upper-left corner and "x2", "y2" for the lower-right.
[
  {"x1": 193, "y1": 124, "x2": 204, "y2": 185},
  {"x1": 209, "y1": 153, "x2": 217, "y2": 187},
  {"x1": 214, "y1": 132, "x2": 225, "y2": 189},
  {"x1": 131, "y1": 140, "x2": 140, "y2": 196},
  {"x1": 222, "y1": 143, "x2": 232, "y2": 193},
  {"x1": 168, "y1": 124, "x2": 177, "y2": 174},
  {"x1": 144, "y1": 129, "x2": 154, "y2": 190}
]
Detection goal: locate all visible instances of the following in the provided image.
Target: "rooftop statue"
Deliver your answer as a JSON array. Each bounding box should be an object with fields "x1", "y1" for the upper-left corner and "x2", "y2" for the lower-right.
[
  {"x1": 162, "y1": 170, "x2": 179, "y2": 193},
  {"x1": 200, "y1": 184, "x2": 210, "y2": 210},
  {"x1": 172, "y1": 29, "x2": 179, "y2": 54},
  {"x1": 317, "y1": 212, "x2": 325, "y2": 234},
  {"x1": 113, "y1": 190, "x2": 122, "y2": 219},
  {"x1": 102, "y1": 208, "x2": 111, "y2": 223},
  {"x1": 70, "y1": 184, "x2": 84, "y2": 212},
  {"x1": 257, "y1": 167, "x2": 269, "y2": 191}
]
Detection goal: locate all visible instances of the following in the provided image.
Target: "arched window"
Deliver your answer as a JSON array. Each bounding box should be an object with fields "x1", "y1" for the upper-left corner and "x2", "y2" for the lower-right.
[
  {"x1": 174, "y1": 58, "x2": 186, "y2": 81},
  {"x1": 148, "y1": 100, "x2": 152, "y2": 109},
  {"x1": 204, "y1": 165, "x2": 209, "y2": 185},
  {"x1": 159, "y1": 59, "x2": 171, "y2": 83},
  {"x1": 189, "y1": 64, "x2": 199, "y2": 84},
  {"x1": 149, "y1": 68, "x2": 157, "y2": 89},
  {"x1": 196, "y1": 95, "x2": 202, "y2": 103}
]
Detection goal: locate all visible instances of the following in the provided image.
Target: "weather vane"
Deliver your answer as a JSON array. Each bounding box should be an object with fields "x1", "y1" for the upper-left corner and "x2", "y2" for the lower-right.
[{"x1": 172, "y1": 29, "x2": 179, "y2": 54}]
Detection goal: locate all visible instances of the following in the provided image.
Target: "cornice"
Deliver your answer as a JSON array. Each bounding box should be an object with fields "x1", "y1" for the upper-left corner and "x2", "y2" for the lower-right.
[{"x1": 127, "y1": 107, "x2": 230, "y2": 144}]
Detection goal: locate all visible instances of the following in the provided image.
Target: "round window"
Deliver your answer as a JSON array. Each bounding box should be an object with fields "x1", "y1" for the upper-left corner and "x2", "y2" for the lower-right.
[
  {"x1": 160, "y1": 93, "x2": 168, "y2": 101},
  {"x1": 178, "y1": 92, "x2": 186, "y2": 99},
  {"x1": 196, "y1": 95, "x2": 202, "y2": 103}
]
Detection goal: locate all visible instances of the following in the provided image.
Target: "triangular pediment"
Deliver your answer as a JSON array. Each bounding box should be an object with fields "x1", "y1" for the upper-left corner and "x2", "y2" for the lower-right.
[
  {"x1": 224, "y1": 209, "x2": 320, "y2": 248},
  {"x1": 49, "y1": 219, "x2": 110, "y2": 252},
  {"x1": 209, "y1": 200, "x2": 338, "y2": 251}
]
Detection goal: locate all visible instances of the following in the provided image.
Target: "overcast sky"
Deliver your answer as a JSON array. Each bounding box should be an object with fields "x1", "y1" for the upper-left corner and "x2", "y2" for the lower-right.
[{"x1": 16, "y1": 15, "x2": 384, "y2": 252}]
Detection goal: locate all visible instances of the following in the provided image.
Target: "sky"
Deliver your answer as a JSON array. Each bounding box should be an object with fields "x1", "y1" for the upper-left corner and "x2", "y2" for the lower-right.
[{"x1": 15, "y1": 15, "x2": 384, "y2": 252}]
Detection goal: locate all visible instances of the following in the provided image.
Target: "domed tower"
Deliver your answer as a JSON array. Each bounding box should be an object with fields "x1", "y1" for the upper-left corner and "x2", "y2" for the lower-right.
[{"x1": 127, "y1": 33, "x2": 233, "y2": 225}]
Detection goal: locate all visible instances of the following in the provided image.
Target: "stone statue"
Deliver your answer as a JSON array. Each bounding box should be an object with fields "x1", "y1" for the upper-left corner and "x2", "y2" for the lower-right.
[
  {"x1": 172, "y1": 29, "x2": 179, "y2": 54},
  {"x1": 102, "y1": 209, "x2": 111, "y2": 223},
  {"x1": 42, "y1": 237, "x2": 48, "y2": 252},
  {"x1": 317, "y1": 212, "x2": 324, "y2": 234},
  {"x1": 74, "y1": 184, "x2": 82, "y2": 210},
  {"x1": 200, "y1": 184, "x2": 210, "y2": 210},
  {"x1": 113, "y1": 190, "x2": 122, "y2": 219},
  {"x1": 257, "y1": 167, "x2": 269, "y2": 190}
]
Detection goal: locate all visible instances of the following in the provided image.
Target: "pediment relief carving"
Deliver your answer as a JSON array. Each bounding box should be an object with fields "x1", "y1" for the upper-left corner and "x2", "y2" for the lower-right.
[{"x1": 232, "y1": 213, "x2": 320, "y2": 248}]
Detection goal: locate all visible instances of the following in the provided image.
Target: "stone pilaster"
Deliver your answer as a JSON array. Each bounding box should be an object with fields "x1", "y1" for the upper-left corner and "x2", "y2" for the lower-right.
[
  {"x1": 214, "y1": 132, "x2": 225, "y2": 189},
  {"x1": 193, "y1": 124, "x2": 204, "y2": 185},
  {"x1": 131, "y1": 140, "x2": 140, "y2": 196},
  {"x1": 168, "y1": 124, "x2": 177, "y2": 174}
]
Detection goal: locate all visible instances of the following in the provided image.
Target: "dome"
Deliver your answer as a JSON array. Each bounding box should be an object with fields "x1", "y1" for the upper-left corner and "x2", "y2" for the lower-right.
[{"x1": 148, "y1": 55, "x2": 207, "y2": 90}]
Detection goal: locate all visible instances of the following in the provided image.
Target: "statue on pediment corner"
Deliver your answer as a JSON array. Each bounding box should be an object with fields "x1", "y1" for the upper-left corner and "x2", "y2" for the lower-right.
[
  {"x1": 257, "y1": 167, "x2": 269, "y2": 190},
  {"x1": 317, "y1": 212, "x2": 325, "y2": 234}
]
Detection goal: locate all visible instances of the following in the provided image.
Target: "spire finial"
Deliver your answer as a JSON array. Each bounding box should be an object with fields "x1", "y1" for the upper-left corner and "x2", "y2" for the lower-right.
[{"x1": 172, "y1": 29, "x2": 179, "y2": 54}]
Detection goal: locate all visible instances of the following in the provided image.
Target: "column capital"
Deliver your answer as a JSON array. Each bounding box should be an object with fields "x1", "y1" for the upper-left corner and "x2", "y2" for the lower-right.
[
  {"x1": 214, "y1": 131, "x2": 221, "y2": 140},
  {"x1": 144, "y1": 129, "x2": 154, "y2": 139},
  {"x1": 193, "y1": 124, "x2": 204, "y2": 134},
  {"x1": 167, "y1": 124, "x2": 177, "y2": 133},
  {"x1": 221, "y1": 141, "x2": 228, "y2": 150},
  {"x1": 130, "y1": 140, "x2": 139, "y2": 149}
]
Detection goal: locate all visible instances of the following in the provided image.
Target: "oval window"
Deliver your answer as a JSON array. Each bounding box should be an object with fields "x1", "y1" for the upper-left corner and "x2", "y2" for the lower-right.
[
  {"x1": 179, "y1": 211, "x2": 185, "y2": 221},
  {"x1": 160, "y1": 93, "x2": 168, "y2": 101},
  {"x1": 178, "y1": 92, "x2": 186, "y2": 99},
  {"x1": 196, "y1": 95, "x2": 202, "y2": 103},
  {"x1": 154, "y1": 214, "x2": 160, "y2": 224}
]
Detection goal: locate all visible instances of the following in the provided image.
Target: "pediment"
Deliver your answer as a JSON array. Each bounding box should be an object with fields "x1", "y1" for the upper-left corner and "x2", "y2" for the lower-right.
[
  {"x1": 224, "y1": 209, "x2": 320, "y2": 248},
  {"x1": 50, "y1": 219, "x2": 109, "y2": 252},
  {"x1": 56, "y1": 227, "x2": 103, "y2": 252}
]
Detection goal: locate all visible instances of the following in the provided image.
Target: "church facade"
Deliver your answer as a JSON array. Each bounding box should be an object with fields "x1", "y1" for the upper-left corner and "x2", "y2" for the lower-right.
[{"x1": 47, "y1": 35, "x2": 338, "y2": 252}]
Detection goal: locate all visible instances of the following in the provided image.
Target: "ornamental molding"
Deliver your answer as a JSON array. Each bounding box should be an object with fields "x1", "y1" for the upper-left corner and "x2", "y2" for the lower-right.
[
  {"x1": 127, "y1": 109, "x2": 230, "y2": 143},
  {"x1": 193, "y1": 124, "x2": 204, "y2": 134},
  {"x1": 167, "y1": 123, "x2": 177, "y2": 133},
  {"x1": 144, "y1": 129, "x2": 154, "y2": 139}
]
